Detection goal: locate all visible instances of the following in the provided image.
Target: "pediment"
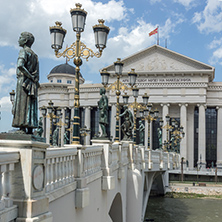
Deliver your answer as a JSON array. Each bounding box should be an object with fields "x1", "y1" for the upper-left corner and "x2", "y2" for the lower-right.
[{"x1": 103, "y1": 45, "x2": 215, "y2": 80}]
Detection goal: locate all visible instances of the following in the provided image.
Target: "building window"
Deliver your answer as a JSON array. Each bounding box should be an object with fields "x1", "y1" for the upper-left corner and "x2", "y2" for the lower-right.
[
  {"x1": 194, "y1": 106, "x2": 199, "y2": 167},
  {"x1": 57, "y1": 79, "x2": 62, "y2": 83},
  {"x1": 91, "y1": 107, "x2": 99, "y2": 140},
  {"x1": 50, "y1": 80, "x2": 53, "y2": 83},
  {"x1": 67, "y1": 80, "x2": 72, "y2": 84},
  {"x1": 153, "y1": 119, "x2": 161, "y2": 150},
  {"x1": 206, "y1": 107, "x2": 217, "y2": 168}
]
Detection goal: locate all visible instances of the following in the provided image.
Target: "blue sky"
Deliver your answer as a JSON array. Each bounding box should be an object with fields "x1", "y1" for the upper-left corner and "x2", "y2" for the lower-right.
[{"x1": 0, "y1": 0, "x2": 222, "y2": 132}]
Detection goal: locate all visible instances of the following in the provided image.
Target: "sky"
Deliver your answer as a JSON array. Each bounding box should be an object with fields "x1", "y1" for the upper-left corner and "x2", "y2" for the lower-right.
[{"x1": 1, "y1": 0, "x2": 222, "y2": 132}]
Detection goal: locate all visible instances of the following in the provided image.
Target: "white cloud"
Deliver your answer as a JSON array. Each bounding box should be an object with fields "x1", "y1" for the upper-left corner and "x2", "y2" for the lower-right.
[
  {"x1": 173, "y1": 0, "x2": 196, "y2": 8},
  {"x1": 192, "y1": 0, "x2": 222, "y2": 33},
  {"x1": 0, "y1": 64, "x2": 16, "y2": 94},
  {"x1": 0, "y1": 96, "x2": 12, "y2": 111},
  {"x1": 0, "y1": 0, "x2": 186, "y2": 79},
  {"x1": 150, "y1": 0, "x2": 161, "y2": 4},
  {"x1": 208, "y1": 37, "x2": 222, "y2": 65},
  {"x1": 0, "y1": 0, "x2": 128, "y2": 58}
]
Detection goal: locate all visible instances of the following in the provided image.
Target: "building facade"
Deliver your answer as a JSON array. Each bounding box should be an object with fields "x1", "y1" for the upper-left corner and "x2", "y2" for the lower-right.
[{"x1": 39, "y1": 45, "x2": 222, "y2": 169}]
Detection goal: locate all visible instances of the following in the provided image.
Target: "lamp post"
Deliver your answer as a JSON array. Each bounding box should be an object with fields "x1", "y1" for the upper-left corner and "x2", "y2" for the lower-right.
[
  {"x1": 100, "y1": 59, "x2": 132, "y2": 142},
  {"x1": 50, "y1": 3, "x2": 110, "y2": 145},
  {"x1": 143, "y1": 106, "x2": 159, "y2": 149},
  {"x1": 47, "y1": 100, "x2": 55, "y2": 145},
  {"x1": 9, "y1": 90, "x2": 15, "y2": 105},
  {"x1": 161, "y1": 115, "x2": 185, "y2": 152}
]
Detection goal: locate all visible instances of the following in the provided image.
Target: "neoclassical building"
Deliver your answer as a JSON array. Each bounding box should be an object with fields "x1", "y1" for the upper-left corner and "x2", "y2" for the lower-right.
[{"x1": 39, "y1": 45, "x2": 222, "y2": 169}]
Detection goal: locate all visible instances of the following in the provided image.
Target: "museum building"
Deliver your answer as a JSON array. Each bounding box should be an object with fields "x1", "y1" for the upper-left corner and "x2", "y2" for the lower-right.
[{"x1": 38, "y1": 45, "x2": 222, "y2": 169}]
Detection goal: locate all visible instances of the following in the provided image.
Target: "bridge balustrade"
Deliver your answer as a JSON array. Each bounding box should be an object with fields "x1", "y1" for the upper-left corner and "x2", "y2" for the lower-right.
[
  {"x1": 0, "y1": 140, "x2": 180, "y2": 221},
  {"x1": 0, "y1": 151, "x2": 19, "y2": 221},
  {"x1": 45, "y1": 147, "x2": 77, "y2": 194}
]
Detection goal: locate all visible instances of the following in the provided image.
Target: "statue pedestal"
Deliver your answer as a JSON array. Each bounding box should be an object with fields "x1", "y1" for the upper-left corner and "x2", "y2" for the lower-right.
[
  {"x1": 0, "y1": 136, "x2": 52, "y2": 222},
  {"x1": 0, "y1": 133, "x2": 46, "y2": 143},
  {"x1": 91, "y1": 139, "x2": 115, "y2": 190}
]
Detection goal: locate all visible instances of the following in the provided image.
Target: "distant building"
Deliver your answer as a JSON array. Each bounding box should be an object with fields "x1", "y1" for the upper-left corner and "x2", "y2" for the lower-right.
[{"x1": 38, "y1": 45, "x2": 222, "y2": 169}]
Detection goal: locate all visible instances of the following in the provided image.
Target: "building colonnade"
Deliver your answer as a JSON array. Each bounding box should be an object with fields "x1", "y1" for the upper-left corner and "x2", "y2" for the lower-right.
[{"x1": 40, "y1": 102, "x2": 222, "y2": 169}]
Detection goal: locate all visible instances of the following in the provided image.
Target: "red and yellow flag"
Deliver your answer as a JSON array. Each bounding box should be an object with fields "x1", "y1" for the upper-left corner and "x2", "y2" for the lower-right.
[{"x1": 149, "y1": 27, "x2": 158, "y2": 37}]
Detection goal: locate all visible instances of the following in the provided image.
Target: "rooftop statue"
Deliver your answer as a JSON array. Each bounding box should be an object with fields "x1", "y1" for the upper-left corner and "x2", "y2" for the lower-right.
[
  {"x1": 98, "y1": 88, "x2": 109, "y2": 138},
  {"x1": 12, "y1": 32, "x2": 39, "y2": 134},
  {"x1": 120, "y1": 105, "x2": 134, "y2": 141}
]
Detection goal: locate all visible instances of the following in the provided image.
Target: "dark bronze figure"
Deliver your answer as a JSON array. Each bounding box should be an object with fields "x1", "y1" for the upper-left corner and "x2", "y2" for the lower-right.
[
  {"x1": 120, "y1": 105, "x2": 134, "y2": 141},
  {"x1": 137, "y1": 120, "x2": 145, "y2": 145},
  {"x1": 98, "y1": 88, "x2": 108, "y2": 138},
  {"x1": 12, "y1": 32, "x2": 39, "y2": 134}
]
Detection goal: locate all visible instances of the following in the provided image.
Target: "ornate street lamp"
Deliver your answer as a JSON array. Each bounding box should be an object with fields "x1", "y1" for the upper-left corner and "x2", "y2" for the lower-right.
[
  {"x1": 100, "y1": 58, "x2": 131, "y2": 142},
  {"x1": 50, "y1": 3, "x2": 110, "y2": 145},
  {"x1": 161, "y1": 115, "x2": 185, "y2": 152},
  {"x1": 143, "y1": 104, "x2": 159, "y2": 150},
  {"x1": 47, "y1": 100, "x2": 54, "y2": 145},
  {"x1": 9, "y1": 90, "x2": 15, "y2": 105}
]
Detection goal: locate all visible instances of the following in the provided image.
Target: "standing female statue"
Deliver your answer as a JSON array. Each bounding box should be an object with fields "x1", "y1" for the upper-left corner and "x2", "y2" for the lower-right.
[
  {"x1": 98, "y1": 88, "x2": 109, "y2": 138},
  {"x1": 119, "y1": 105, "x2": 134, "y2": 141},
  {"x1": 12, "y1": 32, "x2": 39, "y2": 134}
]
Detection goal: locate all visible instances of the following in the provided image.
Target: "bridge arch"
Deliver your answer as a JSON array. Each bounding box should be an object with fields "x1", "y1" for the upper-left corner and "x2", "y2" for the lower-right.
[{"x1": 109, "y1": 192, "x2": 123, "y2": 222}]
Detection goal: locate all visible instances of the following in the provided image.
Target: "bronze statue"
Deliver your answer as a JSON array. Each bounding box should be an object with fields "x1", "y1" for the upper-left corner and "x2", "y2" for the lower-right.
[
  {"x1": 53, "y1": 126, "x2": 59, "y2": 146},
  {"x1": 137, "y1": 120, "x2": 145, "y2": 145},
  {"x1": 64, "y1": 130, "x2": 69, "y2": 144},
  {"x1": 35, "y1": 117, "x2": 43, "y2": 137},
  {"x1": 120, "y1": 105, "x2": 134, "y2": 141},
  {"x1": 12, "y1": 32, "x2": 39, "y2": 134},
  {"x1": 98, "y1": 88, "x2": 108, "y2": 138},
  {"x1": 157, "y1": 127, "x2": 162, "y2": 148}
]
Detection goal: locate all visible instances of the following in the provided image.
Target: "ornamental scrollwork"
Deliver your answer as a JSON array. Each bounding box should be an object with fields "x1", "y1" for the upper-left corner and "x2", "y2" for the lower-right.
[{"x1": 55, "y1": 41, "x2": 102, "y2": 61}]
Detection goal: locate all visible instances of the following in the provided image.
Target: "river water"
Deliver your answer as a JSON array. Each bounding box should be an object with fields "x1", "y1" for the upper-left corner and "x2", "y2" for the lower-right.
[{"x1": 145, "y1": 197, "x2": 222, "y2": 222}]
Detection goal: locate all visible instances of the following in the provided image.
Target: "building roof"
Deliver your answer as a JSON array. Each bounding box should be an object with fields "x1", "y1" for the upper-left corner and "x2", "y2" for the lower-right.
[
  {"x1": 50, "y1": 63, "x2": 82, "y2": 77},
  {"x1": 102, "y1": 44, "x2": 215, "y2": 82}
]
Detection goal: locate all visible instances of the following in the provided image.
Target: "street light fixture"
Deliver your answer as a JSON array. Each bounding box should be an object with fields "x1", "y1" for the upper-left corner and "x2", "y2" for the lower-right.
[
  {"x1": 50, "y1": 3, "x2": 110, "y2": 145},
  {"x1": 143, "y1": 104, "x2": 159, "y2": 150},
  {"x1": 9, "y1": 90, "x2": 15, "y2": 105}
]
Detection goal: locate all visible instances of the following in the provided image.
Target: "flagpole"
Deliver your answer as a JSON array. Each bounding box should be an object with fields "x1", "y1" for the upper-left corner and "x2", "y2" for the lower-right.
[{"x1": 157, "y1": 26, "x2": 159, "y2": 45}]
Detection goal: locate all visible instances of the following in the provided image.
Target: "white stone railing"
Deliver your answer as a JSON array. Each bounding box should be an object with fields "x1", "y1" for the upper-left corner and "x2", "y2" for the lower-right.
[
  {"x1": 45, "y1": 147, "x2": 77, "y2": 194},
  {"x1": 83, "y1": 146, "x2": 103, "y2": 177},
  {"x1": 0, "y1": 151, "x2": 19, "y2": 221},
  {"x1": 0, "y1": 140, "x2": 180, "y2": 220},
  {"x1": 44, "y1": 144, "x2": 180, "y2": 194}
]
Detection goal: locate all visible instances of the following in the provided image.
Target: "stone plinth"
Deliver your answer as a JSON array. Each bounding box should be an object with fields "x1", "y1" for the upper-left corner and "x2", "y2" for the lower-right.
[
  {"x1": 0, "y1": 133, "x2": 46, "y2": 143},
  {"x1": 0, "y1": 137, "x2": 52, "y2": 222}
]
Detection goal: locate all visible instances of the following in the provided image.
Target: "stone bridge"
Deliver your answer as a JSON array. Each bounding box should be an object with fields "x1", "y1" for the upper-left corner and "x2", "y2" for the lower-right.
[{"x1": 0, "y1": 139, "x2": 180, "y2": 222}]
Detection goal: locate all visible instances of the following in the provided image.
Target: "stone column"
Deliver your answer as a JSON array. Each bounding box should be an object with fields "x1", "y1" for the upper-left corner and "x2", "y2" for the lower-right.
[
  {"x1": 111, "y1": 104, "x2": 116, "y2": 142},
  {"x1": 161, "y1": 104, "x2": 170, "y2": 148},
  {"x1": 46, "y1": 113, "x2": 51, "y2": 145},
  {"x1": 179, "y1": 104, "x2": 188, "y2": 161},
  {"x1": 198, "y1": 104, "x2": 206, "y2": 167},
  {"x1": 84, "y1": 106, "x2": 91, "y2": 145},
  {"x1": 217, "y1": 107, "x2": 222, "y2": 168},
  {"x1": 150, "y1": 120, "x2": 153, "y2": 149},
  {"x1": 187, "y1": 105, "x2": 195, "y2": 169}
]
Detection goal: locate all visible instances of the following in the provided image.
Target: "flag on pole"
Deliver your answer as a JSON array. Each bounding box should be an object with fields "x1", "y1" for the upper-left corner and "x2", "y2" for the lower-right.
[{"x1": 149, "y1": 27, "x2": 158, "y2": 37}]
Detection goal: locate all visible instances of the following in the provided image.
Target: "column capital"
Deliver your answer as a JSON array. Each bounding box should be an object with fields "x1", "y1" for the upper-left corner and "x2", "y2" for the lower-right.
[
  {"x1": 83, "y1": 106, "x2": 92, "y2": 110},
  {"x1": 178, "y1": 103, "x2": 188, "y2": 107},
  {"x1": 197, "y1": 104, "x2": 206, "y2": 109},
  {"x1": 161, "y1": 103, "x2": 170, "y2": 107}
]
